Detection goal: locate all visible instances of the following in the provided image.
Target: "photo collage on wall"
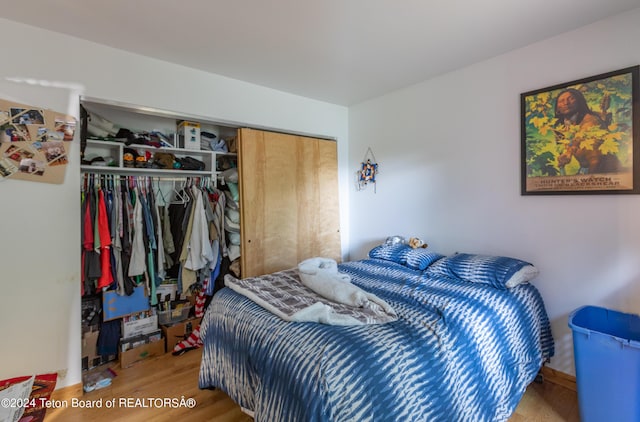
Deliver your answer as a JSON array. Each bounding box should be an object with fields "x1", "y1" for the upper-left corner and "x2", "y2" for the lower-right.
[{"x1": 0, "y1": 98, "x2": 76, "y2": 184}]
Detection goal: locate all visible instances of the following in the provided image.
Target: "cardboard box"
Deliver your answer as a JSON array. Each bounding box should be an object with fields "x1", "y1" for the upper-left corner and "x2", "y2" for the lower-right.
[
  {"x1": 226, "y1": 136, "x2": 237, "y2": 153},
  {"x1": 119, "y1": 339, "x2": 165, "y2": 368},
  {"x1": 82, "y1": 330, "x2": 100, "y2": 370},
  {"x1": 161, "y1": 317, "x2": 201, "y2": 353},
  {"x1": 120, "y1": 330, "x2": 162, "y2": 353},
  {"x1": 177, "y1": 121, "x2": 201, "y2": 150},
  {"x1": 122, "y1": 314, "x2": 158, "y2": 339}
]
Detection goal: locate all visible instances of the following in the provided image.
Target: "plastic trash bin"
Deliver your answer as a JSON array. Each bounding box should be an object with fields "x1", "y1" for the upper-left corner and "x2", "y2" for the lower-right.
[{"x1": 568, "y1": 305, "x2": 640, "y2": 422}]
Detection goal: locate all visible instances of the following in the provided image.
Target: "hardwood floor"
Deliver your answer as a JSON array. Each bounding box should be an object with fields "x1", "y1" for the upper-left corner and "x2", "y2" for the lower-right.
[
  {"x1": 48, "y1": 349, "x2": 579, "y2": 421},
  {"x1": 510, "y1": 380, "x2": 580, "y2": 421},
  {"x1": 48, "y1": 349, "x2": 251, "y2": 422}
]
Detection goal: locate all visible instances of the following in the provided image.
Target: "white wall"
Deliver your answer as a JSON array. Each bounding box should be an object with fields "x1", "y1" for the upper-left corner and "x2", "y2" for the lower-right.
[
  {"x1": 0, "y1": 18, "x2": 349, "y2": 388},
  {"x1": 348, "y1": 9, "x2": 640, "y2": 375}
]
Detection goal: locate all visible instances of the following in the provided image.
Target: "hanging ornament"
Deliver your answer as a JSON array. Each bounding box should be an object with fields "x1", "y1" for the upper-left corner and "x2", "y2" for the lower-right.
[{"x1": 356, "y1": 147, "x2": 379, "y2": 192}]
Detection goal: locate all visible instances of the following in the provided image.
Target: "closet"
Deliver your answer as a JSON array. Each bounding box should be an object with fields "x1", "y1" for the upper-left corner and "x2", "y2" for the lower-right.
[
  {"x1": 79, "y1": 97, "x2": 240, "y2": 389},
  {"x1": 79, "y1": 97, "x2": 341, "y2": 389}
]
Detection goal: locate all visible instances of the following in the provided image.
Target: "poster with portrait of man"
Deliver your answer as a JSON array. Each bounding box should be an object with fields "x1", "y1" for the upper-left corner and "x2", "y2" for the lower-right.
[{"x1": 521, "y1": 66, "x2": 639, "y2": 194}]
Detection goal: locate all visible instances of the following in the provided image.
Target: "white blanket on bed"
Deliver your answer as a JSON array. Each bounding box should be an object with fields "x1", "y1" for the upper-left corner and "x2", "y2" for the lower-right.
[
  {"x1": 224, "y1": 264, "x2": 397, "y2": 325},
  {"x1": 298, "y1": 257, "x2": 395, "y2": 315}
]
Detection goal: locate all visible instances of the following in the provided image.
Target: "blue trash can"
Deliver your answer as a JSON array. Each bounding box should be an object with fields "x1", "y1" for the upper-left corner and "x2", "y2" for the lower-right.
[{"x1": 568, "y1": 306, "x2": 640, "y2": 422}]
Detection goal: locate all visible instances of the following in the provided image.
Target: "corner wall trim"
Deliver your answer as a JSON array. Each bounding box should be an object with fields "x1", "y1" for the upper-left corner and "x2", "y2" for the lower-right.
[{"x1": 541, "y1": 366, "x2": 577, "y2": 392}]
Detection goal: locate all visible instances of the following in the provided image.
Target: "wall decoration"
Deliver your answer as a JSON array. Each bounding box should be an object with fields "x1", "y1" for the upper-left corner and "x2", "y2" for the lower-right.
[
  {"x1": 0, "y1": 98, "x2": 76, "y2": 184},
  {"x1": 521, "y1": 66, "x2": 639, "y2": 194},
  {"x1": 356, "y1": 147, "x2": 379, "y2": 192}
]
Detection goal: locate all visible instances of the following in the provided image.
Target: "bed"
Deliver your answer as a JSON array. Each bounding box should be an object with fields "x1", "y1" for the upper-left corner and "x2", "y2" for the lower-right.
[{"x1": 199, "y1": 248, "x2": 554, "y2": 422}]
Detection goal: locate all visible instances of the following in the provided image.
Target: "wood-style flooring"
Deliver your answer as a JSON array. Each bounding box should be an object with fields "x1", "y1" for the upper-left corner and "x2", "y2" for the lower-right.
[{"x1": 48, "y1": 349, "x2": 579, "y2": 421}]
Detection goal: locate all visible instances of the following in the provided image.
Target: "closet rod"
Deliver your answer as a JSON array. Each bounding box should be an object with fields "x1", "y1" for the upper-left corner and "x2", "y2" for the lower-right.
[
  {"x1": 81, "y1": 174, "x2": 210, "y2": 182},
  {"x1": 81, "y1": 174, "x2": 213, "y2": 191}
]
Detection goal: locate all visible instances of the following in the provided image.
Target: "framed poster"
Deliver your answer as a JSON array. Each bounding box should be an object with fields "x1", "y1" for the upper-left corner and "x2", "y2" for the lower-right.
[{"x1": 521, "y1": 66, "x2": 639, "y2": 195}]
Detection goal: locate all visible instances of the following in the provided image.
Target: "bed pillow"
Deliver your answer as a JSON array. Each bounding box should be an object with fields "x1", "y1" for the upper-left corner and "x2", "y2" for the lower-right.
[
  {"x1": 426, "y1": 253, "x2": 539, "y2": 289},
  {"x1": 368, "y1": 243, "x2": 411, "y2": 265},
  {"x1": 369, "y1": 244, "x2": 444, "y2": 270},
  {"x1": 404, "y1": 249, "x2": 445, "y2": 271}
]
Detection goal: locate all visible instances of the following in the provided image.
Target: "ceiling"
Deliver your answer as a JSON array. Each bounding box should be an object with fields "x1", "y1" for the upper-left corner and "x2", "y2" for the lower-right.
[{"x1": 2, "y1": 0, "x2": 640, "y2": 106}]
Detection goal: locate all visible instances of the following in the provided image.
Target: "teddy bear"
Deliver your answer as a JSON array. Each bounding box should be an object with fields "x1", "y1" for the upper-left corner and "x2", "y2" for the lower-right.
[{"x1": 408, "y1": 237, "x2": 428, "y2": 249}]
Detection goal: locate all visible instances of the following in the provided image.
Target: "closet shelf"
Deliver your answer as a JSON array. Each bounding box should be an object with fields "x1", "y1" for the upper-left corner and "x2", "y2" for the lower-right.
[
  {"x1": 80, "y1": 97, "x2": 239, "y2": 184},
  {"x1": 82, "y1": 139, "x2": 236, "y2": 180}
]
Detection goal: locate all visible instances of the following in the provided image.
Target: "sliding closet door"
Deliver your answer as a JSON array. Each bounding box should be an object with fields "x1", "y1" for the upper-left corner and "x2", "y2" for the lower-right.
[{"x1": 238, "y1": 128, "x2": 341, "y2": 278}]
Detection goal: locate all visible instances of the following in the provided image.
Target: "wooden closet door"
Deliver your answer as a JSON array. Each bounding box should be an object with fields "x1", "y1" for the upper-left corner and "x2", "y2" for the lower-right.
[{"x1": 238, "y1": 128, "x2": 341, "y2": 278}]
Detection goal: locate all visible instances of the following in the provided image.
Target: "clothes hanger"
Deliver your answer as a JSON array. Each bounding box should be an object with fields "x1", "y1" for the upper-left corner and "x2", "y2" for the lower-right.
[
  {"x1": 171, "y1": 180, "x2": 188, "y2": 204},
  {"x1": 183, "y1": 179, "x2": 194, "y2": 201},
  {"x1": 153, "y1": 178, "x2": 168, "y2": 206}
]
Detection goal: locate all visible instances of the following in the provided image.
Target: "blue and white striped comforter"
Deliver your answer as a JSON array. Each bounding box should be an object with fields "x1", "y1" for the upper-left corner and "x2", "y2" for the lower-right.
[{"x1": 199, "y1": 259, "x2": 554, "y2": 422}]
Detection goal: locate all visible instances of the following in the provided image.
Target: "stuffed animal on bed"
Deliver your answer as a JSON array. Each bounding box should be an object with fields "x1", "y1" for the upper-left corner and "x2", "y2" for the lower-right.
[
  {"x1": 408, "y1": 237, "x2": 428, "y2": 249},
  {"x1": 385, "y1": 235, "x2": 428, "y2": 249},
  {"x1": 384, "y1": 235, "x2": 405, "y2": 245}
]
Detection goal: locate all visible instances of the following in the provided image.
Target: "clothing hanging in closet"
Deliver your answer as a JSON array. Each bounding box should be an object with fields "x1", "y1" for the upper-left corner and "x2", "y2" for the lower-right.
[{"x1": 81, "y1": 175, "x2": 226, "y2": 300}]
